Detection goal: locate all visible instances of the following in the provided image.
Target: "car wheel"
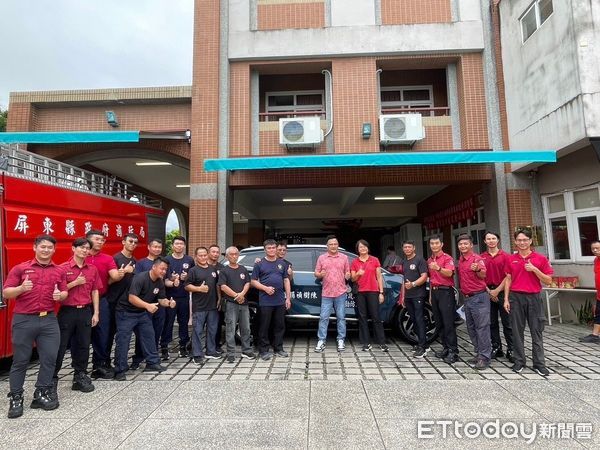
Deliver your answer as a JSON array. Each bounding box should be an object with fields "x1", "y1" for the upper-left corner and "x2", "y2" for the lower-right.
[{"x1": 396, "y1": 302, "x2": 439, "y2": 345}]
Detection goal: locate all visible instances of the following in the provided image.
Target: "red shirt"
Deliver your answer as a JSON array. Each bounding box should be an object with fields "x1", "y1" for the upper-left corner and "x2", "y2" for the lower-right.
[
  {"x1": 595, "y1": 257, "x2": 600, "y2": 301},
  {"x1": 351, "y1": 256, "x2": 381, "y2": 293},
  {"x1": 61, "y1": 258, "x2": 103, "y2": 307},
  {"x1": 315, "y1": 252, "x2": 350, "y2": 298},
  {"x1": 457, "y1": 251, "x2": 487, "y2": 295},
  {"x1": 85, "y1": 252, "x2": 117, "y2": 296},
  {"x1": 427, "y1": 252, "x2": 455, "y2": 287},
  {"x1": 506, "y1": 251, "x2": 553, "y2": 294},
  {"x1": 480, "y1": 249, "x2": 509, "y2": 286},
  {"x1": 4, "y1": 259, "x2": 68, "y2": 314}
]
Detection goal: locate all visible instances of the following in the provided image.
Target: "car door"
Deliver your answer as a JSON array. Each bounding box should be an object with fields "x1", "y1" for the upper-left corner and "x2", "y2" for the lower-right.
[{"x1": 285, "y1": 248, "x2": 319, "y2": 316}]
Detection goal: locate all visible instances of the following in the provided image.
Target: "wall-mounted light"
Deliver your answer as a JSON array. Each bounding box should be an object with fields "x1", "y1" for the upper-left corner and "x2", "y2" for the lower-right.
[
  {"x1": 105, "y1": 111, "x2": 119, "y2": 128},
  {"x1": 362, "y1": 123, "x2": 372, "y2": 139},
  {"x1": 176, "y1": 184, "x2": 190, "y2": 188},
  {"x1": 283, "y1": 198, "x2": 312, "y2": 203},
  {"x1": 135, "y1": 161, "x2": 172, "y2": 166},
  {"x1": 374, "y1": 196, "x2": 405, "y2": 201}
]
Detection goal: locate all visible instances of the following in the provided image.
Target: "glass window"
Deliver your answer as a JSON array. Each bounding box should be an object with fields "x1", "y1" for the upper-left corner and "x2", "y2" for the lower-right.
[
  {"x1": 573, "y1": 188, "x2": 599, "y2": 210},
  {"x1": 403, "y1": 89, "x2": 430, "y2": 102},
  {"x1": 577, "y1": 216, "x2": 599, "y2": 256},
  {"x1": 539, "y1": 0, "x2": 553, "y2": 22},
  {"x1": 380, "y1": 86, "x2": 434, "y2": 115},
  {"x1": 550, "y1": 217, "x2": 570, "y2": 260},
  {"x1": 285, "y1": 250, "x2": 314, "y2": 271},
  {"x1": 268, "y1": 95, "x2": 294, "y2": 107},
  {"x1": 521, "y1": 6, "x2": 538, "y2": 41},
  {"x1": 547, "y1": 194, "x2": 565, "y2": 213}
]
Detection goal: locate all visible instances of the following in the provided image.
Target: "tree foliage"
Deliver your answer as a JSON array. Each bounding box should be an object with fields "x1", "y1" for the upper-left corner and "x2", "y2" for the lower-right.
[
  {"x1": 0, "y1": 108, "x2": 7, "y2": 132},
  {"x1": 164, "y1": 229, "x2": 181, "y2": 256}
]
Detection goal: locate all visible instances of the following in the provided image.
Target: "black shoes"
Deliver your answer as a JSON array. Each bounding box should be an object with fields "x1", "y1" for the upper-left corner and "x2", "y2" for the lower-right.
[
  {"x1": 511, "y1": 362, "x2": 524, "y2": 374},
  {"x1": 443, "y1": 352, "x2": 459, "y2": 364},
  {"x1": 474, "y1": 359, "x2": 490, "y2": 371},
  {"x1": 161, "y1": 348, "x2": 170, "y2": 361},
  {"x1": 435, "y1": 348, "x2": 449, "y2": 359},
  {"x1": 129, "y1": 361, "x2": 141, "y2": 371},
  {"x1": 275, "y1": 350, "x2": 289, "y2": 358},
  {"x1": 91, "y1": 363, "x2": 114, "y2": 379},
  {"x1": 205, "y1": 352, "x2": 223, "y2": 360},
  {"x1": 505, "y1": 350, "x2": 514, "y2": 363},
  {"x1": 533, "y1": 365, "x2": 550, "y2": 377},
  {"x1": 226, "y1": 354, "x2": 235, "y2": 363},
  {"x1": 178, "y1": 346, "x2": 190, "y2": 358},
  {"x1": 260, "y1": 352, "x2": 272, "y2": 361},
  {"x1": 30, "y1": 388, "x2": 59, "y2": 411},
  {"x1": 467, "y1": 356, "x2": 479, "y2": 365},
  {"x1": 114, "y1": 371, "x2": 127, "y2": 381},
  {"x1": 380, "y1": 344, "x2": 389, "y2": 353},
  {"x1": 7, "y1": 392, "x2": 24, "y2": 419},
  {"x1": 413, "y1": 347, "x2": 429, "y2": 358},
  {"x1": 144, "y1": 363, "x2": 167, "y2": 372},
  {"x1": 193, "y1": 356, "x2": 206, "y2": 365},
  {"x1": 241, "y1": 351, "x2": 256, "y2": 359},
  {"x1": 361, "y1": 344, "x2": 372, "y2": 352},
  {"x1": 72, "y1": 373, "x2": 95, "y2": 393}
]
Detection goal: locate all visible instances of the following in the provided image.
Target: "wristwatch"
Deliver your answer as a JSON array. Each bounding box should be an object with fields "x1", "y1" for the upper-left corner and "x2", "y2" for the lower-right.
[{"x1": 411, "y1": 282, "x2": 416, "y2": 288}]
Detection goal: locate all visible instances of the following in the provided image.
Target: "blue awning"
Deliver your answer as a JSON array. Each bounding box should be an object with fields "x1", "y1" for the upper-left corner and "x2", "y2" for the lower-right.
[
  {"x1": 204, "y1": 150, "x2": 556, "y2": 172},
  {"x1": 0, "y1": 131, "x2": 140, "y2": 144}
]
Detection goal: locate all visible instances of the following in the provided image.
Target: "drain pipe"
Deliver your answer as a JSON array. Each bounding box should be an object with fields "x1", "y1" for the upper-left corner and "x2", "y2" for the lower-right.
[
  {"x1": 322, "y1": 69, "x2": 333, "y2": 137},
  {"x1": 376, "y1": 68, "x2": 383, "y2": 113}
]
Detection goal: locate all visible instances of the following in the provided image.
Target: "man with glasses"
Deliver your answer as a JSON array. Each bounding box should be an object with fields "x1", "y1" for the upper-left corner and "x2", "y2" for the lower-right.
[{"x1": 504, "y1": 229, "x2": 553, "y2": 376}]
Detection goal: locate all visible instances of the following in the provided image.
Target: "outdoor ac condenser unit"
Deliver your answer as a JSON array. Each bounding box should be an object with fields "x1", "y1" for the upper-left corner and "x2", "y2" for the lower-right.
[
  {"x1": 279, "y1": 116, "x2": 323, "y2": 148},
  {"x1": 379, "y1": 113, "x2": 425, "y2": 145}
]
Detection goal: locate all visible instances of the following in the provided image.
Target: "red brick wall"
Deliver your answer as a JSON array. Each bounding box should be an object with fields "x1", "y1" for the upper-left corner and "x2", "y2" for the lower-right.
[
  {"x1": 332, "y1": 58, "x2": 380, "y2": 153},
  {"x1": 381, "y1": 0, "x2": 452, "y2": 25},
  {"x1": 229, "y1": 62, "x2": 251, "y2": 157},
  {"x1": 258, "y1": 1, "x2": 325, "y2": 30},
  {"x1": 189, "y1": 0, "x2": 221, "y2": 248},
  {"x1": 456, "y1": 53, "x2": 489, "y2": 150},
  {"x1": 32, "y1": 104, "x2": 190, "y2": 132},
  {"x1": 507, "y1": 189, "x2": 533, "y2": 245},
  {"x1": 230, "y1": 164, "x2": 492, "y2": 189},
  {"x1": 7, "y1": 102, "x2": 37, "y2": 132}
]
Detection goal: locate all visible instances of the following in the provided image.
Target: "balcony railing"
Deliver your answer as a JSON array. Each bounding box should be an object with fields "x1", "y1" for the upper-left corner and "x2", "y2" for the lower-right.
[
  {"x1": 259, "y1": 110, "x2": 326, "y2": 122},
  {"x1": 380, "y1": 106, "x2": 450, "y2": 117},
  {"x1": 0, "y1": 144, "x2": 162, "y2": 208}
]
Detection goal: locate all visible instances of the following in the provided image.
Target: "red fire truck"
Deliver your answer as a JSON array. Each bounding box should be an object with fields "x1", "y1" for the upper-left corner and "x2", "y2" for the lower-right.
[{"x1": 0, "y1": 144, "x2": 165, "y2": 359}]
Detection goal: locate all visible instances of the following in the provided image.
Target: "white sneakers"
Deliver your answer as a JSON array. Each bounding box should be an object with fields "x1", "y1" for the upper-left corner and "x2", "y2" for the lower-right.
[
  {"x1": 315, "y1": 339, "x2": 346, "y2": 352},
  {"x1": 314, "y1": 340, "x2": 326, "y2": 353},
  {"x1": 337, "y1": 339, "x2": 345, "y2": 352}
]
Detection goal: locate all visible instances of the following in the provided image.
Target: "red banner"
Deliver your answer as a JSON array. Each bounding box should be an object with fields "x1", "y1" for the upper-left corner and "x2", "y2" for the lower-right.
[{"x1": 423, "y1": 197, "x2": 476, "y2": 230}]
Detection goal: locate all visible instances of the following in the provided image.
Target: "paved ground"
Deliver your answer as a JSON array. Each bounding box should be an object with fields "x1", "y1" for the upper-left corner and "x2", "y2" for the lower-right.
[{"x1": 0, "y1": 322, "x2": 598, "y2": 448}]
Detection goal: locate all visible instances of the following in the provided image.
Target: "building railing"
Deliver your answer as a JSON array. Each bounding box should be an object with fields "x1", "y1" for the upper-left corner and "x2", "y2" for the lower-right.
[
  {"x1": 0, "y1": 144, "x2": 162, "y2": 208},
  {"x1": 381, "y1": 106, "x2": 450, "y2": 117},
  {"x1": 259, "y1": 110, "x2": 326, "y2": 122}
]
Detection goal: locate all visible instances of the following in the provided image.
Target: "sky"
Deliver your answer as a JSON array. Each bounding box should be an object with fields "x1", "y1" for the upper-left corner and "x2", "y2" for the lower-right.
[{"x1": 0, "y1": 0, "x2": 194, "y2": 109}]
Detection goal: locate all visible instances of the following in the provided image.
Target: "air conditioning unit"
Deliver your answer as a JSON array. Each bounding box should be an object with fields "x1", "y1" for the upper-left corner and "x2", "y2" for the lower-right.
[
  {"x1": 279, "y1": 116, "x2": 323, "y2": 148},
  {"x1": 379, "y1": 114, "x2": 425, "y2": 145}
]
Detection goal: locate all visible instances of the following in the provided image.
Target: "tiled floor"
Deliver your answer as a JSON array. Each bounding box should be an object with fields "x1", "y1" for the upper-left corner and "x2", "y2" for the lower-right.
[{"x1": 3, "y1": 322, "x2": 598, "y2": 383}]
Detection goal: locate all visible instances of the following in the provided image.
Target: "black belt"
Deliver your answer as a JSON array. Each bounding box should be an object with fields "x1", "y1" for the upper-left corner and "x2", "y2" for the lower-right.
[
  {"x1": 62, "y1": 304, "x2": 91, "y2": 309},
  {"x1": 431, "y1": 285, "x2": 452, "y2": 290},
  {"x1": 487, "y1": 284, "x2": 498, "y2": 289},
  {"x1": 463, "y1": 290, "x2": 486, "y2": 298},
  {"x1": 21, "y1": 311, "x2": 54, "y2": 317}
]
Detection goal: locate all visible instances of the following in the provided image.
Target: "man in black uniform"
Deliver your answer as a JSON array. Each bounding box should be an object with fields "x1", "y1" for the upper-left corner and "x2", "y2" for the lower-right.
[
  {"x1": 113, "y1": 257, "x2": 173, "y2": 380},
  {"x1": 401, "y1": 240, "x2": 430, "y2": 358},
  {"x1": 219, "y1": 246, "x2": 254, "y2": 363},
  {"x1": 208, "y1": 244, "x2": 225, "y2": 353},
  {"x1": 186, "y1": 247, "x2": 221, "y2": 364},
  {"x1": 105, "y1": 233, "x2": 138, "y2": 368}
]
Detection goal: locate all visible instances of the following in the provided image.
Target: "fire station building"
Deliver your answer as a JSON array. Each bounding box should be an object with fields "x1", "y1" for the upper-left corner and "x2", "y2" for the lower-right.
[{"x1": 6, "y1": 0, "x2": 562, "y2": 262}]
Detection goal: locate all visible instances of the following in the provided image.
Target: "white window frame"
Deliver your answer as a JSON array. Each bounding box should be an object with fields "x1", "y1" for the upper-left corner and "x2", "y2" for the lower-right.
[
  {"x1": 265, "y1": 90, "x2": 325, "y2": 115},
  {"x1": 543, "y1": 185, "x2": 600, "y2": 263},
  {"x1": 520, "y1": 0, "x2": 553, "y2": 43},
  {"x1": 380, "y1": 85, "x2": 434, "y2": 115},
  {"x1": 450, "y1": 207, "x2": 486, "y2": 258}
]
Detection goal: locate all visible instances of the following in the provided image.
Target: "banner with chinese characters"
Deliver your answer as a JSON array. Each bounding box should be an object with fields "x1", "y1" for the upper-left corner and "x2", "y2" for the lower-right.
[{"x1": 423, "y1": 197, "x2": 476, "y2": 230}]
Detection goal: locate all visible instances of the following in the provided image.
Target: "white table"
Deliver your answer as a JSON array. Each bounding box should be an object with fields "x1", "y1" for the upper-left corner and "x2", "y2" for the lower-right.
[{"x1": 542, "y1": 287, "x2": 597, "y2": 325}]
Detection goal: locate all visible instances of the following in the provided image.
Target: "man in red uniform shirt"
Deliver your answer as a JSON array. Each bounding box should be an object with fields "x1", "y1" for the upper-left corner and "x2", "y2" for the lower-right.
[
  {"x1": 579, "y1": 240, "x2": 600, "y2": 343},
  {"x1": 3, "y1": 235, "x2": 68, "y2": 418},
  {"x1": 86, "y1": 229, "x2": 124, "y2": 379},
  {"x1": 480, "y1": 231, "x2": 513, "y2": 361},
  {"x1": 457, "y1": 234, "x2": 491, "y2": 370},
  {"x1": 427, "y1": 235, "x2": 459, "y2": 364},
  {"x1": 53, "y1": 237, "x2": 102, "y2": 394},
  {"x1": 504, "y1": 229, "x2": 553, "y2": 376}
]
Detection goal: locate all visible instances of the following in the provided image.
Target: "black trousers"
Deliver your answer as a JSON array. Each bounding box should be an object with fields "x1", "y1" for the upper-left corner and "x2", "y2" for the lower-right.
[
  {"x1": 10, "y1": 313, "x2": 60, "y2": 394},
  {"x1": 490, "y1": 294, "x2": 513, "y2": 352},
  {"x1": 356, "y1": 291, "x2": 386, "y2": 345},
  {"x1": 509, "y1": 292, "x2": 546, "y2": 367},
  {"x1": 431, "y1": 288, "x2": 458, "y2": 353},
  {"x1": 258, "y1": 304, "x2": 286, "y2": 354},
  {"x1": 55, "y1": 306, "x2": 93, "y2": 377},
  {"x1": 405, "y1": 296, "x2": 427, "y2": 348}
]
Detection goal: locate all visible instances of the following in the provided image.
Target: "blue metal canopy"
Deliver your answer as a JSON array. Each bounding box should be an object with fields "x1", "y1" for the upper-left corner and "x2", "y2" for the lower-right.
[
  {"x1": 0, "y1": 131, "x2": 140, "y2": 144},
  {"x1": 204, "y1": 150, "x2": 556, "y2": 172}
]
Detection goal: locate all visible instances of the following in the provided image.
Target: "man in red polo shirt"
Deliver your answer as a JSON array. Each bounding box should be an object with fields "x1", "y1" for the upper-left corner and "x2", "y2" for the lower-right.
[
  {"x1": 3, "y1": 235, "x2": 68, "y2": 419},
  {"x1": 53, "y1": 237, "x2": 102, "y2": 394},
  {"x1": 579, "y1": 240, "x2": 600, "y2": 343},
  {"x1": 86, "y1": 229, "x2": 124, "y2": 379},
  {"x1": 504, "y1": 229, "x2": 553, "y2": 376},
  {"x1": 457, "y1": 234, "x2": 491, "y2": 370},
  {"x1": 427, "y1": 235, "x2": 459, "y2": 364},
  {"x1": 480, "y1": 231, "x2": 513, "y2": 362}
]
